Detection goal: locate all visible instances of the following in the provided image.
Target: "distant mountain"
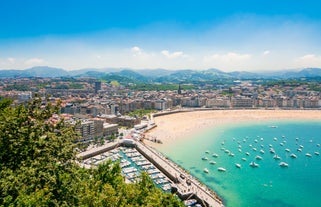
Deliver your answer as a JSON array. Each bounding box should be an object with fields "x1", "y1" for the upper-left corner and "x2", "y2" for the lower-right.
[
  {"x1": 1, "y1": 66, "x2": 321, "y2": 82},
  {"x1": 0, "y1": 66, "x2": 69, "y2": 78},
  {"x1": 25, "y1": 66, "x2": 69, "y2": 77}
]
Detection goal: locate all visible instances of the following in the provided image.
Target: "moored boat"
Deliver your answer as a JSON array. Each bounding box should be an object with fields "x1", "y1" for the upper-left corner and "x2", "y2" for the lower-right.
[
  {"x1": 235, "y1": 163, "x2": 241, "y2": 168},
  {"x1": 250, "y1": 162, "x2": 259, "y2": 168},
  {"x1": 203, "y1": 168, "x2": 209, "y2": 173},
  {"x1": 279, "y1": 162, "x2": 289, "y2": 167},
  {"x1": 218, "y1": 167, "x2": 226, "y2": 172},
  {"x1": 184, "y1": 199, "x2": 197, "y2": 206}
]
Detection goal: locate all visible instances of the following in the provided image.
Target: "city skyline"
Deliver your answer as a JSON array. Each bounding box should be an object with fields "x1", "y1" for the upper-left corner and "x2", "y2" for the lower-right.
[{"x1": 1, "y1": 0, "x2": 321, "y2": 72}]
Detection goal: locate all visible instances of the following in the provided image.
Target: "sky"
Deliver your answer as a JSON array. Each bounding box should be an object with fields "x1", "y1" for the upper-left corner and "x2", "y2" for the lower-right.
[{"x1": 1, "y1": 0, "x2": 321, "y2": 72}]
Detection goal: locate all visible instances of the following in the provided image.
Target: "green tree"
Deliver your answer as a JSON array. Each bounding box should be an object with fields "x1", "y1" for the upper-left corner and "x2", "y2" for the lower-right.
[{"x1": 0, "y1": 97, "x2": 184, "y2": 206}]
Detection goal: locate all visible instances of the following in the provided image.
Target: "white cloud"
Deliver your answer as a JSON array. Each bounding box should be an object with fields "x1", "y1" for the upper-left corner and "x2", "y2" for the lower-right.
[
  {"x1": 295, "y1": 54, "x2": 321, "y2": 67},
  {"x1": 131, "y1": 46, "x2": 142, "y2": 56},
  {"x1": 263, "y1": 50, "x2": 270, "y2": 55},
  {"x1": 24, "y1": 58, "x2": 46, "y2": 66},
  {"x1": 161, "y1": 50, "x2": 185, "y2": 59},
  {"x1": 7, "y1": 57, "x2": 15, "y2": 64},
  {"x1": 204, "y1": 52, "x2": 252, "y2": 62}
]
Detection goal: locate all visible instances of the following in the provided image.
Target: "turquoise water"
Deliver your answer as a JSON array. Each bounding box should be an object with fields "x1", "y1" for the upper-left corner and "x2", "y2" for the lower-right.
[{"x1": 157, "y1": 120, "x2": 321, "y2": 207}]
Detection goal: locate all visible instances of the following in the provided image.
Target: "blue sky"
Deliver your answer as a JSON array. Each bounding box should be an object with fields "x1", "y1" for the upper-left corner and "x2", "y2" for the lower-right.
[{"x1": 1, "y1": 0, "x2": 321, "y2": 71}]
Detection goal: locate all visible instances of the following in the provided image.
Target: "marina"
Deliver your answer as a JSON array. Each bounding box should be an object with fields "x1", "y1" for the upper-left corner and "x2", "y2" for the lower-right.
[{"x1": 78, "y1": 140, "x2": 224, "y2": 207}]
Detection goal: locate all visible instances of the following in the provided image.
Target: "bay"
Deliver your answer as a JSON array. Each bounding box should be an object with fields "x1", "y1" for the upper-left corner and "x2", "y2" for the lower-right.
[{"x1": 157, "y1": 120, "x2": 321, "y2": 207}]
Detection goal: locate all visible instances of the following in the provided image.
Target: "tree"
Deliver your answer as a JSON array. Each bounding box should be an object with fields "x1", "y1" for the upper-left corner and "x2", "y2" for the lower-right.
[{"x1": 0, "y1": 97, "x2": 184, "y2": 206}]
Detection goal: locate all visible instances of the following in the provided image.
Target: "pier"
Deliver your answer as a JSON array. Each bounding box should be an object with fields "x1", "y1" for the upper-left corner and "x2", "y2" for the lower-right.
[{"x1": 78, "y1": 139, "x2": 224, "y2": 207}]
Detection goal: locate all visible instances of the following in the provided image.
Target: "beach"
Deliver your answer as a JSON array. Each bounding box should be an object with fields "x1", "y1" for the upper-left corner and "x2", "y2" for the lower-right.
[{"x1": 145, "y1": 110, "x2": 321, "y2": 148}]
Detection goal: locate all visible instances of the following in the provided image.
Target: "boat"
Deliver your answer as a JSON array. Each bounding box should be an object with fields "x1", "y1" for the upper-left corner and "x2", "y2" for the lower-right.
[
  {"x1": 299, "y1": 145, "x2": 304, "y2": 149},
  {"x1": 260, "y1": 149, "x2": 265, "y2": 154},
  {"x1": 205, "y1": 150, "x2": 210, "y2": 154},
  {"x1": 241, "y1": 157, "x2": 247, "y2": 161},
  {"x1": 203, "y1": 168, "x2": 209, "y2": 173},
  {"x1": 229, "y1": 153, "x2": 235, "y2": 157},
  {"x1": 285, "y1": 148, "x2": 291, "y2": 152},
  {"x1": 238, "y1": 149, "x2": 242, "y2": 152},
  {"x1": 252, "y1": 148, "x2": 257, "y2": 151},
  {"x1": 269, "y1": 148, "x2": 275, "y2": 154},
  {"x1": 280, "y1": 143, "x2": 284, "y2": 146},
  {"x1": 314, "y1": 152, "x2": 320, "y2": 156},
  {"x1": 218, "y1": 167, "x2": 226, "y2": 172},
  {"x1": 297, "y1": 148, "x2": 302, "y2": 152},
  {"x1": 255, "y1": 155, "x2": 263, "y2": 160},
  {"x1": 273, "y1": 155, "x2": 281, "y2": 160},
  {"x1": 202, "y1": 157, "x2": 208, "y2": 160},
  {"x1": 305, "y1": 153, "x2": 312, "y2": 157},
  {"x1": 210, "y1": 161, "x2": 216, "y2": 165},
  {"x1": 274, "y1": 137, "x2": 278, "y2": 141},
  {"x1": 224, "y1": 149, "x2": 230, "y2": 154},
  {"x1": 317, "y1": 144, "x2": 320, "y2": 147},
  {"x1": 249, "y1": 162, "x2": 259, "y2": 168},
  {"x1": 184, "y1": 199, "x2": 198, "y2": 206},
  {"x1": 279, "y1": 162, "x2": 289, "y2": 167},
  {"x1": 270, "y1": 125, "x2": 278, "y2": 128},
  {"x1": 212, "y1": 153, "x2": 219, "y2": 158},
  {"x1": 235, "y1": 163, "x2": 242, "y2": 168},
  {"x1": 245, "y1": 152, "x2": 250, "y2": 156},
  {"x1": 290, "y1": 153, "x2": 297, "y2": 158}
]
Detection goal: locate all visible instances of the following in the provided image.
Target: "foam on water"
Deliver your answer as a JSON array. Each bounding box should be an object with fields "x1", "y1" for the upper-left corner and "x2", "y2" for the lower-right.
[{"x1": 157, "y1": 120, "x2": 321, "y2": 207}]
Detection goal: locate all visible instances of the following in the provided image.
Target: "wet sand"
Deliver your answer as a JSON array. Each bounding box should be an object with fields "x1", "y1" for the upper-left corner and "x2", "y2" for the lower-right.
[{"x1": 145, "y1": 110, "x2": 321, "y2": 148}]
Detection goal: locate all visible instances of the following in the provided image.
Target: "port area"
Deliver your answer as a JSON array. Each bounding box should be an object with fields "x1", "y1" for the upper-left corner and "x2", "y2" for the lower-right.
[{"x1": 78, "y1": 140, "x2": 224, "y2": 207}]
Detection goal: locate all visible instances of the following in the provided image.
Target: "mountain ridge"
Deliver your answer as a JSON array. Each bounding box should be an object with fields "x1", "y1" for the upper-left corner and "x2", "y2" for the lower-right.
[{"x1": 1, "y1": 66, "x2": 321, "y2": 82}]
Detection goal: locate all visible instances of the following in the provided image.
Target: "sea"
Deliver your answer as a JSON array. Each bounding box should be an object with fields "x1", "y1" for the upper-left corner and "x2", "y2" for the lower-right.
[{"x1": 156, "y1": 120, "x2": 321, "y2": 207}]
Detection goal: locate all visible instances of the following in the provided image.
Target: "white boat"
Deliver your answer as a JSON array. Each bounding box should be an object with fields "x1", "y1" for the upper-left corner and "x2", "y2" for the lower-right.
[
  {"x1": 203, "y1": 168, "x2": 209, "y2": 173},
  {"x1": 290, "y1": 153, "x2": 297, "y2": 158},
  {"x1": 299, "y1": 145, "x2": 304, "y2": 149},
  {"x1": 279, "y1": 162, "x2": 289, "y2": 167},
  {"x1": 260, "y1": 149, "x2": 265, "y2": 154},
  {"x1": 238, "y1": 149, "x2": 242, "y2": 152},
  {"x1": 269, "y1": 148, "x2": 275, "y2": 154},
  {"x1": 245, "y1": 152, "x2": 250, "y2": 156},
  {"x1": 210, "y1": 161, "x2": 216, "y2": 165},
  {"x1": 297, "y1": 148, "x2": 302, "y2": 152},
  {"x1": 252, "y1": 148, "x2": 257, "y2": 151},
  {"x1": 317, "y1": 144, "x2": 320, "y2": 147},
  {"x1": 229, "y1": 153, "x2": 235, "y2": 157},
  {"x1": 212, "y1": 153, "x2": 219, "y2": 158},
  {"x1": 235, "y1": 163, "x2": 242, "y2": 168},
  {"x1": 205, "y1": 150, "x2": 210, "y2": 154},
  {"x1": 314, "y1": 152, "x2": 320, "y2": 156},
  {"x1": 202, "y1": 157, "x2": 208, "y2": 160},
  {"x1": 184, "y1": 199, "x2": 197, "y2": 206},
  {"x1": 270, "y1": 125, "x2": 278, "y2": 128},
  {"x1": 274, "y1": 137, "x2": 278, "y2": 141},
  {"x1": 285, "y1": 148, "x2": 290, "y2": 152},
  {"x1": 218, "y1": 167, "x2": 226, "y2": 172},
  {"x1": 224, "y1": 149, "x2": 230, "y2": 154},
  {"x1": 250, "y1": 162, "x2": 259, "y2": 168},
  {"x1": 273, "y1": 155, "x2": 281, "y2": 160},
  {"x1": 280, "y1": 143, "x2": 284, "y2": 146},
  {"x1": 305, "y1": 153, "x2": 312, "y2": 157},
  {"x1": 255, "y1": 155, "x2": 263, "y2": 160},
  {"x1": 241, "y1": 157, "x2": 247, "y2": 161}
]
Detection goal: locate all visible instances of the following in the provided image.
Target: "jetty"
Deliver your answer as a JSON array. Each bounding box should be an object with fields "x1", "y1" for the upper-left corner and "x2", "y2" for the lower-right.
[{"x1": 78, "y1": 139, "x2": 224, "y2": 207}]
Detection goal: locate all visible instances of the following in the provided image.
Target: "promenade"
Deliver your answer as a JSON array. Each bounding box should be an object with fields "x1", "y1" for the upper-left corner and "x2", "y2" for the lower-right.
[{"x1": 136, "y1": 141, "x2": 224, "y2": 207}]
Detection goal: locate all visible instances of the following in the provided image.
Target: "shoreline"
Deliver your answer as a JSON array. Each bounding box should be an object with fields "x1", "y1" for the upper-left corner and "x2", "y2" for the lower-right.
[{"x1": 144, "y1": 109, "x2": 321, "y2": 149}]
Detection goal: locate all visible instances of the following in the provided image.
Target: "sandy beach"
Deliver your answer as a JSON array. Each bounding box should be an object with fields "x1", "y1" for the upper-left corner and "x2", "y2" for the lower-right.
[{"x1": 145, "y1": 110, "x2": 321, "y2": 148}]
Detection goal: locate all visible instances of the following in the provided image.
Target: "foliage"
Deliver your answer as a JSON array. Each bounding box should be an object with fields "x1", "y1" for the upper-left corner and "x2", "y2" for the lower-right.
[
  {"x1": 0, "y1": 97, "x2": 183, "y2": 206},
  {"x1": 127, "y1": 109, "x2": 156, "y2": 118}
]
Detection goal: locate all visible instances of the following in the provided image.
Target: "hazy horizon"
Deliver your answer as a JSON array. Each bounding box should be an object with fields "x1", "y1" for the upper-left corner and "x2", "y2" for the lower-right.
[{"x1": 1, "y1": 0, "x2": 321, "y2": 72}]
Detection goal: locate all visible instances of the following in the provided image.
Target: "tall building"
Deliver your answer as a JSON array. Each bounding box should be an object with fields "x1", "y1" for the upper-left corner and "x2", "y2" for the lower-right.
[{"x1": 94, "y1": 81, "x2": 101, "y2": 93}]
